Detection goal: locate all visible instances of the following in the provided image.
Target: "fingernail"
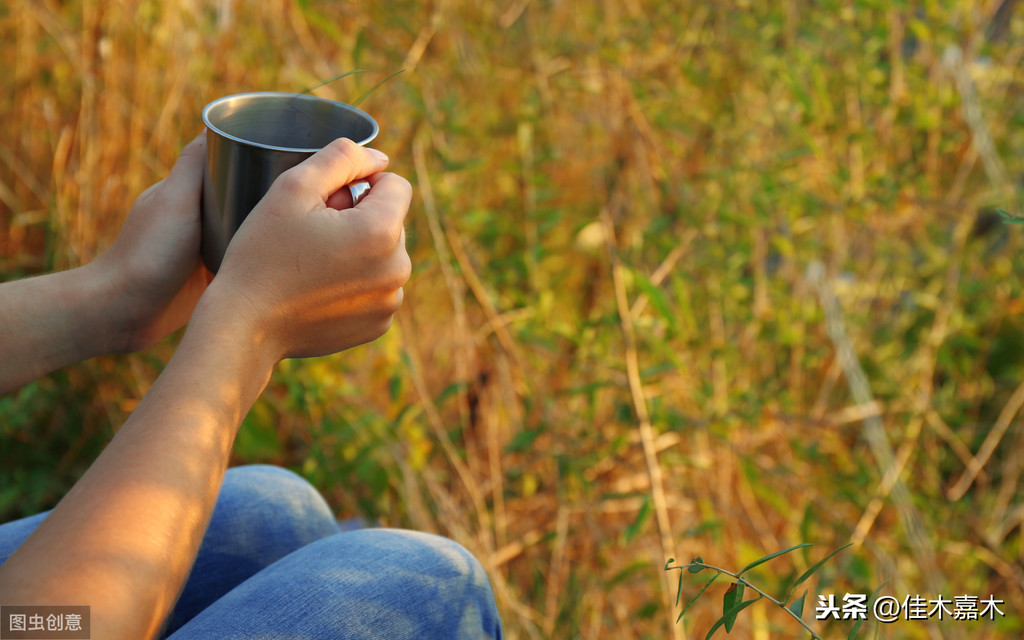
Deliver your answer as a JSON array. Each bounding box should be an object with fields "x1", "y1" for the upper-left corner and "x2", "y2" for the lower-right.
[{"x1": 368, "y1": 148, "x2": 389, "y2": 165}]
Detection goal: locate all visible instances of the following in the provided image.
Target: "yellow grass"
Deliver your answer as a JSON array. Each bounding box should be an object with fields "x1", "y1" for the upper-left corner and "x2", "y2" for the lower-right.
[{"x1": 3, "y1": 1, "x2": 1024, "y2": 638}]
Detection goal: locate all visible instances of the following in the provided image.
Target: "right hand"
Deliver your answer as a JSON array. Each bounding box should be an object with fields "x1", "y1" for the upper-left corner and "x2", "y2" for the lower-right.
[{"x1": 198, "y1": 138, "x2": 412, "y2": 361}]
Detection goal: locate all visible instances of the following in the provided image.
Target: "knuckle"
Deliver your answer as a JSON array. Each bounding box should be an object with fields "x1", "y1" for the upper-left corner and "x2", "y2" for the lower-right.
[
  {"x1": 326, "y1": 137, "x2": 360, "y2": 159},
  {"x1": 393, "y1": 251, "x2": 412, "y2": 287},
  {"x1": 371, "y1": 289, "x2": 403, "y2": 322},
  {"x1": 367, "y1": 220, "x2": 402, "y2": 253},
  {"x1": 394, "y1": 174, "x2": 413, "y2": 200},
  {"x1": 272, "y1": 168, "x2": 305, "y2": 198},
  {"x1": 373, "y1": 255, "x2": 409, "y2": 294},
  {"x1": 390, "y1": 287, "x2": 405, "y2": 313}
]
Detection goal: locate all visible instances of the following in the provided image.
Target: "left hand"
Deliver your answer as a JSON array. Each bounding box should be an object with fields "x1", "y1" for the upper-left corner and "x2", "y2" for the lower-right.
[{"x1": 90, "y1": 131, "x2": 211, "y2": 352}]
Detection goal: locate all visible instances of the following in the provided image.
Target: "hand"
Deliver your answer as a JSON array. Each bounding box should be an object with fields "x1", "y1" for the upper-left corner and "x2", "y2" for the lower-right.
[
  {"x1": 197, "y1": 138, "x2": 412, "y2": 361},
  {"x1": 90, "y1": 131, "x2": 211, "y2": 352}
]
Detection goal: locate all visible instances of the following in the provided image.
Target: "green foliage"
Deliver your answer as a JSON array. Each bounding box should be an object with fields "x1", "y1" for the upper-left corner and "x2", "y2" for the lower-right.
[
  {"x1": 667, "y1": 544, "x2": 856, "y2": 639},
  {"x1": 3, "y1": 0, "x2": 1023, "y2": 637}
]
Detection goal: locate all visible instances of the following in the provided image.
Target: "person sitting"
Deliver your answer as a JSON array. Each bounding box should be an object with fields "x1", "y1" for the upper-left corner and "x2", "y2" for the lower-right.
[{"x1": 0, "y1": 132, "x2": 503, "y2": 639}]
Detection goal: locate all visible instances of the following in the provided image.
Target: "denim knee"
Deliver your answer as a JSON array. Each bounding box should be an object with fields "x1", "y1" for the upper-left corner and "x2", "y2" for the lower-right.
[
  {"x1": 294, "y1": 528, "x2": 504, "y2": 639},
  {"x1": 169, "y1": 527, "x2": 504, "y2": 639},
  {"x1": 213, "y1": 465, "x2": 341, "y2": 545},
  {"x1": 161, "y1": 465, "x2": 341, "y2": 636},
  {"x1": 339, "y1": 528, "x2": 502, "y2": 633}
]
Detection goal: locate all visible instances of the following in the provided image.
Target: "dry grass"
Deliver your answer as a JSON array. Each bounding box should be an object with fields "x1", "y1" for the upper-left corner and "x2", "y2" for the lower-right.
[{"x1": 3, "y1": 1, "x2": 1024, "y2": 638}]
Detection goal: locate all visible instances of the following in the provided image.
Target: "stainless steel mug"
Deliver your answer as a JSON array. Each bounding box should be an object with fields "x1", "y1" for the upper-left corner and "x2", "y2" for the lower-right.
[{"x1": 200, "y1": 91, "x2": 379, "y2": 272}]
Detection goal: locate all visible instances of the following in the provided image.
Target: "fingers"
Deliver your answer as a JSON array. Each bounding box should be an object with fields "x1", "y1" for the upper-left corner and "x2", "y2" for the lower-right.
[
  {"x1": 143, "y1": 130, "x2": 206, "y2": 215},
  {"x1": 133, "y1": 131, "x2": 206, "y2": 208},
  {"x1": 333, "y1": 173, "x2": 411, "y2": 259},
  {"x1": 352, "y1": 173, "x2": 412, "y2": 224},
  {"x1": 165, "y1": 130, "x2": 206, "y2": 190},
  {"x1": 324, "y1": 172, "x2": 412, "y2": 216},
  {"x1": 324, "y1": 186, "x2": 354, "y2": 211},
  {"x1": 280, "y1": 138, "x2": 389, "y2": 206}
]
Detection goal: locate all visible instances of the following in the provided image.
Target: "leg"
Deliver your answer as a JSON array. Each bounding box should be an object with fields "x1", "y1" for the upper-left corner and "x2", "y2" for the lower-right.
[{"x1": 168, "y1": 528, "x2": 504, "y2": 640}]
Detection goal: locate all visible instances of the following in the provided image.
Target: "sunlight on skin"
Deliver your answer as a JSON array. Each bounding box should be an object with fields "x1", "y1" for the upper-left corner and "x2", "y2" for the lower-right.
[
  {"x1": 0, "y1": 293, "x2": 275, "y2": 639},
  {"x1": 0, "y1": 136, "x2": 407, "y2": 639}
]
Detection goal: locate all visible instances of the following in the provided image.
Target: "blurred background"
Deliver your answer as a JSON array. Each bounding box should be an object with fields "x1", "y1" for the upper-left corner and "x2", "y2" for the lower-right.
[{"x1": 2, "y1": 1, "x2": 1023, "y2": 638}]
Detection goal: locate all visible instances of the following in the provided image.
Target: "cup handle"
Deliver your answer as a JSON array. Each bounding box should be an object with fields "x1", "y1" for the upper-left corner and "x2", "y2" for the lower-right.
[{"x1": 348, "y1": 180, "x2": 371, "y2": 206}]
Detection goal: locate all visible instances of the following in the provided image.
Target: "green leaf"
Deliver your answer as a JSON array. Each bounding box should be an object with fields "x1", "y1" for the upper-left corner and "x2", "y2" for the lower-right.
[
  {"x1": 722, "y1": 582, "x2": 745, "y2": 632},
  {"x1": 353, "y1": 69, "x2": 406, "y2": 107},
  {"x1": 632, "y1": 268, "x2": 679, "y2": 333},
  {"x1": 848, "y1": 580, "x2": 889, "y2": 639},
  {"x1": 705, "y1": 598, "x2": 759, "y2": 638},
  {"x1": 505, "y1": 427, "x2": 544, "y2": 453},
  {"x1": 624, "y1": 495, "x2": 652, "y2": 543},
  {"x1": 678, "y1": 571, "x2": 721, "y2": 622},
  {"x1": 997, "y1": 209, "x2": 1024, "y2": 224},
  {"x1": 848, "y1": 612, "x2": 867, "y2": 637},
  {"x1": 738, "y1": 543, "x2": 813, "y2": 576},
  {"x1": 296, "y1": 5, "x2": 346, "y2": 47},
  {"x1": 299, "y1": 69, "x2": 365, "y2": 95},
  {"x1": 689, "y1": 557, "x2": 706, "y2": 573},
  {"x1": 790, "y1": 590, "x2": 807, "y2": 618},
  {"x1": 609, "y1": 560, "x2": 649, "y2": 588},
  {"x1": 787, "y1": 543, "x2": 853, "y2": 600},
  {"x1": 664, "y1": 557, "x2": 686, "y2": 606}
]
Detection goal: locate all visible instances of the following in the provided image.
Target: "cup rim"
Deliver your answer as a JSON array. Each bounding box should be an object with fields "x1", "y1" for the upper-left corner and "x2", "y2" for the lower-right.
[{"x1": 201, "y1": 91, "x2": 379, "y2": 153}]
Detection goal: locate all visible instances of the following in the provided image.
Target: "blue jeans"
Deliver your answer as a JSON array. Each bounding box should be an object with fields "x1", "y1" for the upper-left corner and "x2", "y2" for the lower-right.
[{"x1": 0, "y1": 465, "x2": 503, "y2": 639}]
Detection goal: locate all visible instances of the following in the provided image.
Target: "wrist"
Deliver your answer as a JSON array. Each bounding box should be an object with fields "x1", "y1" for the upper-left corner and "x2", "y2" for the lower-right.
[
  {"x1": 171, "y1": 292, "x2": 277, "y2": 409},
  {"x1": 66, "y1": 262, "x2": 127, "y2": 358},
  {"x1": 78, "y1": 258, "x2": 139, "y2": 354},
  {"x1": 183, "y1": 279, "x2": 282, "y2": 375}
]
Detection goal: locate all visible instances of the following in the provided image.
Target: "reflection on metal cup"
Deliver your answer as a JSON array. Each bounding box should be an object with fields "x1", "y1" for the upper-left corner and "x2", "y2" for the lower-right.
[
  {"x1": 348, "y1": 179, "x2": 371, "y2": 206},
  {"x1": 200, "y1": 92, "x2": 379, "y2": 272}
]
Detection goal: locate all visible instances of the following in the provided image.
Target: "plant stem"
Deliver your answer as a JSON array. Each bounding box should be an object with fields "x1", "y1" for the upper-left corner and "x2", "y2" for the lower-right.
[{"x1": 667, "y1": 560, "x2": 823, "y2": 640}]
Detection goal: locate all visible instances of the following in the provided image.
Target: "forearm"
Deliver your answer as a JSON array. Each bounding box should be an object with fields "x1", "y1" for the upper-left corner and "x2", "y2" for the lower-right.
[
  {"x1": 0, "y1": 291, "x2": 276, "y2": 639},
  {"x1": 0, "y1": 263, "x2": 117, "y2": 394}
]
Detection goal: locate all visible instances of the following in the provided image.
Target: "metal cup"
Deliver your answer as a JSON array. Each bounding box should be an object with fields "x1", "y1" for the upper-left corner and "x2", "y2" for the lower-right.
[{"x1": 200, "y1": 91, "x2": 379, "y2": 272}]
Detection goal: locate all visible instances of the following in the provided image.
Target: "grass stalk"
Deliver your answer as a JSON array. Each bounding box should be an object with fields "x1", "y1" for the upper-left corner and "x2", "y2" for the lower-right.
[
  {"x1": 602, "y1": 204, "x2": 682, "y2": 640},
  {"x1": 807, "y1": 262, "x2": 947, "y2": 607}
]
